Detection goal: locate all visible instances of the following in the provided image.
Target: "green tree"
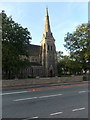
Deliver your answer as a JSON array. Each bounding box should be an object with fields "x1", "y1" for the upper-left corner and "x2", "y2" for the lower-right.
[
  {"x1": 57, "y1": 51, "x2": 83, "y2": 76},
  {"x1": 57, "y1": 55, "x2": 69, "y2": 76},
  {"x1": 57, "y1": 51, "x2": 63, "y2": 61},
  {"x1": 1, "y1": 11, "x2": 32, "y2": 79},
  {"x1": 57, "y1": 51, "x2": 70, "y2": 76},
  {"x1": 64, "y1": 23, "x2": 90, "y2": 73}
]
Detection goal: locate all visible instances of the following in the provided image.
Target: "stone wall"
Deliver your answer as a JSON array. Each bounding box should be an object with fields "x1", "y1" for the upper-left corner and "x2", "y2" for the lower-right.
[{"x1": 2, "y1": 76, "x2": 83, "y2": 88}]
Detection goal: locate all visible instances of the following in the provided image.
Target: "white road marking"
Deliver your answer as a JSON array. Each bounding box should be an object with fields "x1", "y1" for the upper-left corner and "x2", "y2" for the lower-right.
[
  {"x1": 72, "y1": 107, "x2": 85, "y2": 112},
  {"x1": 22, "y1": 116, "x2": 39, "y2": 120},
  {"x1": 78, "y1": 91, "x2": 87, "y2": 93},
  {"x1": 50, "y1": 112, "x2": 63, "y2": 116},
  {"x1": 13, "y1": 93, "x2": 62, "y2": 101},
  {"x1": 39, "y1": 94, "x2": 62, "y2": 99},
  {"x1": 0, "y1": 91, "x2": 29, "y2": 95},
  {"x1": 13, "y1": 97, "x2": 38, "y2": 101},
  {"x1": 32, "y1": 116, "x2": 38, "y2": 119}
]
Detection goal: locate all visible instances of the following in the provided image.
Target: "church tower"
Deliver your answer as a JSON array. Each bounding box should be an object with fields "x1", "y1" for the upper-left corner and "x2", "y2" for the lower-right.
[{"x1": 41, "y1": 8, "x2": 57, "y2": 77}]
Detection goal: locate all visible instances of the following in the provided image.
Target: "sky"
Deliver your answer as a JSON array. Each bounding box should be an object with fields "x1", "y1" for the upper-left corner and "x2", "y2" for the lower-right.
[{"x1": 0, "y1": 2, "x2": 88, "y2": 55}]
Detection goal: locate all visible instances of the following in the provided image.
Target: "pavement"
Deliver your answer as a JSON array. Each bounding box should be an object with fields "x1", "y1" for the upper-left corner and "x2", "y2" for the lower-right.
[
  {"x1": 1, "y1": 81, "x2": 89, "y2": 119},
  {"x1": 2, "y1": 80, "x2": 88, "y2": 91}
]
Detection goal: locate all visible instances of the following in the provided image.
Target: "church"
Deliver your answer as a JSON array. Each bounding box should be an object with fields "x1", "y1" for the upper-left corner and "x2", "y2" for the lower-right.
[{"x1": 20, "y1": 8, "x2": 57, "y2": 78}]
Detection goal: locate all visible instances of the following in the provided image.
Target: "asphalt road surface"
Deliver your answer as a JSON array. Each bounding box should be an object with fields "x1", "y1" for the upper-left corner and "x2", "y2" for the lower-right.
[{"x1": 2, "y1": 81, "x2": 89, "y2": 119}]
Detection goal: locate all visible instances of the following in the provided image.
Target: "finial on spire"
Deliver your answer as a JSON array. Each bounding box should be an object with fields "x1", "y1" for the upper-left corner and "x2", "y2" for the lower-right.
[
  {"x1": 46, "y1": 7, "x2": 48, "y2": 16},
  {"x1": 46, "y1": 5, "x2": 48, "y2": 10}
]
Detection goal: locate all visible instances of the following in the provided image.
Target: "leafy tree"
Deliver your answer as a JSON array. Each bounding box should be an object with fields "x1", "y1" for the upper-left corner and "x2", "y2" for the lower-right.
[
  {"x1": 57, "y1": 51, "x2": 83, "y2": 76},
  {"x1": 1, "y1": 11, "x2": 32, "y2": 79},
  {"x1": 64, "y1": 23, "x2": 90, "y2": 73},
  {"x1": 57, "y1": 55, "x2": 68, "y2": 76}
]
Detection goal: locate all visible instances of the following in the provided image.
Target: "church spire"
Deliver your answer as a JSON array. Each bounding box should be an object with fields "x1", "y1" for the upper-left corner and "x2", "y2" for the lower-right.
[{"x1": 44, "y1": 8, "x2": 51, "y2": 34}]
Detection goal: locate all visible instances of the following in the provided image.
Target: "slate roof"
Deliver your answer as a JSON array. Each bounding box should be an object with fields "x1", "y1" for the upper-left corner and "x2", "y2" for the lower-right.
[{"x1": 27, "y1": 44, "x2": 41, "y2": 56}]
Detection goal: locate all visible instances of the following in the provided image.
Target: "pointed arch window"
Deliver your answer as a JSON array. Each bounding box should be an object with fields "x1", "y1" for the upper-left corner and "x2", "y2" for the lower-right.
[
  {"x1": 44, "y1": 44, "x2": 45, "y2": 49},
  {"x1": 48, "y1": 45, "x2": 49, "y2": 51},
  {"x1": 51, "y1": 46, "x2": 52, "y2": 51},
  {"x1": 44, "y1": 44, "x2": 46, "y2": 51}
]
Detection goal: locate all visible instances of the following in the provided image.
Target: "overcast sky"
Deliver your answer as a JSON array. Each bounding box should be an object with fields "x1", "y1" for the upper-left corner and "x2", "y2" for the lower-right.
[{"x1": 0, "y1": 2, "x2": 88, "y2": 55}]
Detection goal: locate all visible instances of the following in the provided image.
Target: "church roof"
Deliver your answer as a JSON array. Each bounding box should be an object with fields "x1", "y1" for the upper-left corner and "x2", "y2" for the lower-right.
[{"x1": 27, "y1": 44, "x2": 41, "y2": 56}]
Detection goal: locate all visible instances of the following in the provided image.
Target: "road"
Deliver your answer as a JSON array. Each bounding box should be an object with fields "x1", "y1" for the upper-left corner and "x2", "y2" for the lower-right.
[{"x1": 2, "y1": 81, "x2": 89, "y2": 119}]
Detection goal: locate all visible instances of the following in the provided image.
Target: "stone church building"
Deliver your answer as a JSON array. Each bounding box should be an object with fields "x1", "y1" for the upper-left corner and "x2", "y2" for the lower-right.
[{"x1": 20, "y1": 8, "x2": 57, "y2": 78}]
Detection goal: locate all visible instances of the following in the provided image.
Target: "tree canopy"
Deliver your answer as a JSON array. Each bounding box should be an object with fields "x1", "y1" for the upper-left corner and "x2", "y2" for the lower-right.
[
  {"x1": 57, "y1": 23, "x2": 90, "y2": 76},
  {"x1": 1, "y1": 11, "x2": 32, "y2": 79},
  {"x1": 64, "y1": 23, "x2": 90, "y2": 73},
  {"x1": 57, "y1": 51, "x2": 82, "y2": 76}
]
